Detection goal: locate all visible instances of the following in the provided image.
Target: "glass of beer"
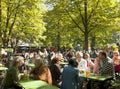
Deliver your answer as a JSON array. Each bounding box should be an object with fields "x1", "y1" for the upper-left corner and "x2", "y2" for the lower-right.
[
  {"x1": 85, "y1": 67, "x2": 91, "y2": 76},
  {"x1": 86, "y1": 70, "x2": 90, "y2": 76}
]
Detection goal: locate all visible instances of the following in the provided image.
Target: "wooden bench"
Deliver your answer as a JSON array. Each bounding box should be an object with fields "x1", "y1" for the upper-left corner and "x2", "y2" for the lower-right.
[{"x1": 109, "y1": 81, "x2": 120, "y2": 89}]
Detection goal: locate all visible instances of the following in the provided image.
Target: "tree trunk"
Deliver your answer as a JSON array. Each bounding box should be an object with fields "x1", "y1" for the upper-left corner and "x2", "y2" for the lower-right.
[
  {"x1": 2, "y1": 38, "x2": 9, "y2": 48},
  {"x1": 84, "y1": 32, "x2": 89, "y2": 51},
  {"x1": 0, "y1": 0, "x2": 1, "y2": 30},
  {"x1": 57, "y1": 32, "x2": 60, "y2": 52},
  {"x1": 84, "y1": 0, "x2": 89, "y2": 51},
  {"x1": 0, "y1": 0, "x2": 1, "y2": 45},
  {"x1": 91, "y1": 35, "x2": 96, "y2": 51}
]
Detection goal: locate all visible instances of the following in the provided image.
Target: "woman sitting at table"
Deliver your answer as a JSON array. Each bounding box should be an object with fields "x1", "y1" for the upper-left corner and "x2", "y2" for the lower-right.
[
  {"x1": 112, "y1": 51, "x2": 120, "y2": 72},
  {"x1": 30, "y1": 59, "x2": 52, "y2": 84},
  {"x1": 49, "y1": 57, "x2": 62, "y2": 87},
  {"x1": 85, "y1": 53, "x2": 94, "y2": 72},
  {"x1": 112, "y1": 51, "x2": 120, "y2": 80},
  {"x1": 0, "y1": 58, "x2": 24, "y2": 89}
]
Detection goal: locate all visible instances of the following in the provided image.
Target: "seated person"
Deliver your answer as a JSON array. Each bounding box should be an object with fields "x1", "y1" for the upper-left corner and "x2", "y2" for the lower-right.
[
  {"x1": 93, "y1": 51, "x2": 114, "y2": 89},
  {"x1": 49, "y1": 57, "x2": 62, "y2": 87},
  {"x1": 85, "y1": 53, "x2": 94, "y2": 72},
  {"x1": 112, "y1": 51, "x2": 120, "y2": 80},
  {"x1": 1, "y1": 58, "x2": 24, "y2": 89},
  {"x1": 16, "y1": 56, "x2": 29, "y2": 73},
  {"x1": 61, "y1": 59, "x2": 80, "y2": 89},
  {"x1": 112, "y1": 51, "x2": 120, "y2": 72},
  {"x1": 30, "y1": 59, "x2": 52, "y2": 84}
]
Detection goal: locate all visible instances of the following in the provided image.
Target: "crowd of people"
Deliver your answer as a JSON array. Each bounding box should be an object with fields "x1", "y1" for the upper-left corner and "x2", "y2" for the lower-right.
[{"x1": 0, "y1": 47, "x2": 120, "y2": 89}]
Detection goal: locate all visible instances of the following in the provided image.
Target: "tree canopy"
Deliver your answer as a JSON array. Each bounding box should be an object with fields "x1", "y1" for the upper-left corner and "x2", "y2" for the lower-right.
[
  {"x1": 0, "y1": 0, "x2": 120, "y2": 51},
  {"x1": 44, "y1": 0, "x2": 120, "y2": 51},
  {"x1": 0, "y1": 0, "x2": 46, "y2": 48}
]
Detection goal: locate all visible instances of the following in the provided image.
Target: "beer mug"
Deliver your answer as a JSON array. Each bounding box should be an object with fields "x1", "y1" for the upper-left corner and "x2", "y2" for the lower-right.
[{"x1": 85, "y1": 67, "x2": 90, "y2": 76}]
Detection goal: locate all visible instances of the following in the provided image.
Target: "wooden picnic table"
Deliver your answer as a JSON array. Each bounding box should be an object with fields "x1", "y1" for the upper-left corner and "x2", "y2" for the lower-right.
[
  {"x1": 20, "y1": 78, "x2": 59, "y2": 89},
  {"x1": 80, "y1": 73, "x2": 113, "y2": 89}
]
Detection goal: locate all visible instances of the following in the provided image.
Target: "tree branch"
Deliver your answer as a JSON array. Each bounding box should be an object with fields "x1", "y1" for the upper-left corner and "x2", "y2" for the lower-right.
[
  {"x1": 9, "y1": 0, "x2": 21, "y2": 36},
  {"x1": 87, "y1": 0, "x2": 100, "y2": 33},
  {"x1": 88, "y1": 0, "x2": 100, "y2": 24},
  {"x1": 6, "y1": 4, "x2": 10, "y2": 31},
  {"x1": 65, "y1": 9, "x2": 84, "y2": 33},
  {"x1": 74, "y1": 1, "x2": 85, "y2": 27}
]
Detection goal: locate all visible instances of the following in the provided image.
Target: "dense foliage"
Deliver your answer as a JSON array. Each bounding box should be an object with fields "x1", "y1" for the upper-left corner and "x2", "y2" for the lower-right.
[
  {"x1": 0, "y1": 0, "x2": 46, "y2": 48},
  {"x1": 44, "y1": 0, "x2": 120, "y2": 51},
  {"x1": 0, "y1": 0, "x2": 120, "y2": 51}
]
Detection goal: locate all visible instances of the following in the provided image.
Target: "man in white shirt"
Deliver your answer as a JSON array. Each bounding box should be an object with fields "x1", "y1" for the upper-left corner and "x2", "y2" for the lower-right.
[
  {"x1": 75, "y1": 51, "x2": 87, "y2": 89},
  {"x1": 76, "y1": 51, "x2": 87, "y2": 71}
]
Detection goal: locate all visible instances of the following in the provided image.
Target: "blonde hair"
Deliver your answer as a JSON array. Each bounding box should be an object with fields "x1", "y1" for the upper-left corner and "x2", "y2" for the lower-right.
[
  {"x1": 76, "y1": 51, "x2": 83, "y2": 58},
  {"x1": 113, "y1": 51, "x2": 119, "y2": 55}
]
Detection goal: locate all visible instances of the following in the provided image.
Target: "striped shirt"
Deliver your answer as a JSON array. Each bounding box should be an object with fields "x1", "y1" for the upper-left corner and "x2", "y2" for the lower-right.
[{"x1": 99, "y1": 58, "x2": 114, "y2": 77}]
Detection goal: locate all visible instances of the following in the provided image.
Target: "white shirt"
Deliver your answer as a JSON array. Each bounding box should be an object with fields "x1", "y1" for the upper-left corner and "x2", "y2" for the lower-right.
[{"x1": 77, "y1": 58, "x2": 87, "y2": 71}]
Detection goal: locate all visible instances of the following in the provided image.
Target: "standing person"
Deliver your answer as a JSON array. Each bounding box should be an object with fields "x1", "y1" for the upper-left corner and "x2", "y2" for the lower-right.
[
  {"x1": 49, "y1": 57, "x2": 62, "y2": 87},
  {"x1": 39, "y1": 48, "x2": 48, "y2": 59},
  {"x1": 90, "y1": 50, "x2": 98, "y2": 59},
  {"x1": 61, "y1": 59, "x2": 80, "y2": 89},
  {"x1": 39, "y1": 48, "x2": 49, "y2": 65},
  {"x1": 30, "y1": 59, "x2": 52, "y2": 84}
]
